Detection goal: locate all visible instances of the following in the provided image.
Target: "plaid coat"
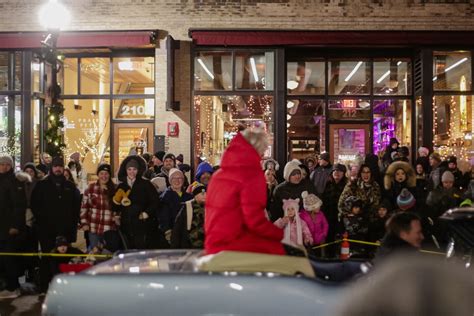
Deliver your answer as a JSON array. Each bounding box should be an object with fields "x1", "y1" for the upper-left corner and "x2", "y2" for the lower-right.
[{"x1": 80, "y1": 182, "x2": 116, "y2": 235}]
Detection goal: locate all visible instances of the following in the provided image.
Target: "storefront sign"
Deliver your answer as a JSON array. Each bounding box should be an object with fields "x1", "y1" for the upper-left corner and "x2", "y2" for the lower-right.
[{"x1": 120, "y1": 104, "x2": 147, "y2": 117}]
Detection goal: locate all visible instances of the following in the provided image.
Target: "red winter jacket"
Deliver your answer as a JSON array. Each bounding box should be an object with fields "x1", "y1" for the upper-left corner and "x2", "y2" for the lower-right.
[{"x1": 205, "y1": 133, "x2": 285, "y2": 255}]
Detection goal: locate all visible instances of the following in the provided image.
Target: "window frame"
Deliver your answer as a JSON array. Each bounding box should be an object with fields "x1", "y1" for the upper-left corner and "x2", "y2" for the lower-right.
[{"x1": 192, "y1": 47, "x2": 278, "y2": 168}]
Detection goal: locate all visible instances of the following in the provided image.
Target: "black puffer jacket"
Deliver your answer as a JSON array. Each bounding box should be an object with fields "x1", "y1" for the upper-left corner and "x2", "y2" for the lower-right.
[
  {"x1": 0, "y1": 170, "x2": 28, "y2": 240},
  {"x1": 322, "y1": 177, "x2": 348, "y2": 240},
  {"x1": 31, "y1": 175, "x2": 81, "y2": 243},
  {"x1": 270, "y1": 181, "x2": 316, "y2": 222}
]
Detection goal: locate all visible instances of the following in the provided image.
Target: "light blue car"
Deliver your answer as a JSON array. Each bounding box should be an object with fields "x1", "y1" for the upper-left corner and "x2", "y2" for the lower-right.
[{"x1": 42, "y1": 249, "x2": 359, "y2": 315}]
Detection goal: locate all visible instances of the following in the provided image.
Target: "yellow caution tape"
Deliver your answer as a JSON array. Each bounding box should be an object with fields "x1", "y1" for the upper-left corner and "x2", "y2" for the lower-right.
[
  {"x1": 312, "y1": 240, "x2": 342, "y2": 250},
  {"x1": 0, "y1": 252, "x2": 112, "y2": 258},
  {"x1": 311, "y1": 238, "x2": 445, "y2": 256},
  {"x1": 347, "y1": 239, "x2": 381, "y2": 247}
]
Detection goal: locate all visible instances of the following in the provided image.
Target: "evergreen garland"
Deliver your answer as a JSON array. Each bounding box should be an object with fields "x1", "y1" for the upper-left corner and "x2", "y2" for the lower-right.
[{"x1": 44, "y1": 86, "x2": 66, "y2": 157}]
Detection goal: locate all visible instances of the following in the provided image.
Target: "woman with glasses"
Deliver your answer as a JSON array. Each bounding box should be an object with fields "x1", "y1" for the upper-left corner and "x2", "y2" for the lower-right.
[
  {"x1": 338, "y1": 164, "x2": 381, "y2": 220},
  {"x1": 158, "y1": 168, "x2": 193, "y2": 245}
]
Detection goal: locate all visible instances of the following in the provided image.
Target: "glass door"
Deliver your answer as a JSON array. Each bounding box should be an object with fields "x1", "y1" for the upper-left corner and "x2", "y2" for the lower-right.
[
  {"x1": 329, "y1": 124, "x2": 370, "y2": 165},
  {"x1": 113, "y1": 122, "x2": 154, "y2": 174}
]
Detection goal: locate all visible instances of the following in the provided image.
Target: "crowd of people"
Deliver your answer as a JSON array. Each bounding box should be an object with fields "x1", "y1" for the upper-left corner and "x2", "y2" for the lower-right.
[
  {"x1": 263, "y1": 138, "x2": 473, "y2": 258},
  {"x1": 0, "y1": 134, "x2": 473, "y2": 298},
  {"x1": 0, "y1": 150, "x2": 212, "y2": 298}
]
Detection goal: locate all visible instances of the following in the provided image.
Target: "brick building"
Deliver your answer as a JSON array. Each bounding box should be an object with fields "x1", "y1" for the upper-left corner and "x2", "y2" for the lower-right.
[{"x1": 1, "y1": 0, "x2": 474, "y2": 176}]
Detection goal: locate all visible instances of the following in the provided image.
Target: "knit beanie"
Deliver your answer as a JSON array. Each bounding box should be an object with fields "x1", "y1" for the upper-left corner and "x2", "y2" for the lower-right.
[
  {"x1": 55, "y1": 236, "x2": 69, "y2": 247},
  {"x1": 332, "y1": 163, "x2": 347, "y2": 174},
  {"x1": 163, "y1": 153, "x2": 176, "y2": 162},
  {"x1": 0, "y1": 155, "x2": 13, "y2": 166},
  {"x1": 70, "y1": 152, "x2": 80, "y2": 162},
  {"x1": 282, "y1": 198, "x2": 300, "y2": 213},
  {"x1": 154, "y1": 151, "x2": 166, "y2": 161},
  {"x1": 418, "y1": 147, "x2": 430, "y2": 157},
  {"x1": 23, "y1": 162, "x2": 38, "y2": 177},
  {"x1": 96, "y1": 163, "x2": 112, "y2": 175},
  {"x1": 51, "y1": 156, "x2": 64, "y2": 167},
  {"x1": 397, "y1": 188, "x2": 416, "y2": 211},
  {"x1": 283, "y1": 159, "x2": 302, "y2": 182},
  {"x1": 192, "y1": 184, "x2": 206, "y2": 197},
  {"x1": 446, "y1": 156, "x2": 457, "y2": 165},
  {"x1": 125, "y1": 159, "x2": 139, "y2": 170},
  {"x1": 441, "y1": 171, "x2": 455, "y2": 182},
  {"x1": 301, "y1": 191, "x2": 322, "y2": 211},
  {"x1": 176, "y1": 154, "x2": 184, "y2": 163},
  {"x1": 168, "y1": 168, "x2": 183, "y2": 180},
  {"x1": 319, "y1": 152, "x2": 330, "y2": 163}
]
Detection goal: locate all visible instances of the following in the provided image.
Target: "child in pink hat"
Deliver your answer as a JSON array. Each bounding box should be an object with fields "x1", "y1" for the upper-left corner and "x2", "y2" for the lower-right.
[{"x1": 274, "y1": 198, "x2": 313, "y2": 247}]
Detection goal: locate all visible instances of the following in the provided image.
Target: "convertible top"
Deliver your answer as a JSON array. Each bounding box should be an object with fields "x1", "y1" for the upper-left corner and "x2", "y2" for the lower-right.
[{"x1": 197, "y1": 251, "x2": 315, "y2": 277}]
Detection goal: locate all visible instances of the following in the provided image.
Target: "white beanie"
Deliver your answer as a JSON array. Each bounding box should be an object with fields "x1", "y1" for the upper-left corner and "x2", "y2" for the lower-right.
[
  {"x1": 441, "y1": 171, "x2": 455, "y2": 183},
  {"x1": 0, "y1": 155, "x2": 13, "y2": 167},
  {"x1": 168, "y1": 168, "x2": 183, "y2": 180},
  {"x1": 302, "y1": 191, "x2": 322, "y2": 211},
  {"x1": 283, "y1": 159, "x2": 302, "y2": 182}
]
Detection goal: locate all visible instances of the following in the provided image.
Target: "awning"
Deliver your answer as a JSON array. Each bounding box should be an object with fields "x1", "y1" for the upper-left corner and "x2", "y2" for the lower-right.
[
  {"x1": 190, "y1": 30, "x2": 474, "y2": 46},
  {"x1": 0, "y1": 31, "x2": 155, "y2": 49}
]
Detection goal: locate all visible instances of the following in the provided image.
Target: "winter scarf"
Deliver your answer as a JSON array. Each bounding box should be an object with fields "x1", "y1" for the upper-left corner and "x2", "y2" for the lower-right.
[{"x1": 281, "y1": 198, "x2": 303, "y2": 246}]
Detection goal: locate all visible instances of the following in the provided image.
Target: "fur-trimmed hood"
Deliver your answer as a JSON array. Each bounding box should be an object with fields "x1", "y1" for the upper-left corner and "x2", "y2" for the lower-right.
[
  {"x1": 15, "y1": 171, "x2": 32, "y2": 183},
  {"x1": 117, "y1": 155, "x2": 147, "y2": 182},
  {"x1": 262, "y1": 158, "x2": 280, "y2": 171},
  {"x1": 384, "y1": 161, "x2": 416, "y2": 190}
]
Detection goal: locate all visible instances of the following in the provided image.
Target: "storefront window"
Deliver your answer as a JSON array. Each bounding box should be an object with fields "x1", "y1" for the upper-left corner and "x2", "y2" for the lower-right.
[
  {"x1": 328, "y1": 60, "x2": 370, "y2": 95},
  {"x1": 193, "y1": 95, "x2": 274, "y2": 166},
  {"x1": 80, "y1": 57, "x2": 110, "y2": 95},
  {"x1": 373, "y1": 58, "x2": 411, "y2": 95},
  {"x1": 373, "y1": 99, "x2": 412, "y2": 155},
  {"x1": 32, "y1": 58, "x2": 43, "y2": 93},
  {"x1": 0, "y1": 53, "x2": 7, "y2": 90},
  {"x1": 63, "y1": 58, "x2": 78, "y2": 95},
  {"x1": 328, "y1": 99, "x2": 371, "y2": 120},
  {"x1": 0, "y1": 95, "x2": 21, "y2": 167},
  {"x1": 287, "y1": 61, "x2": 325, "y2": 95},
  {"x1": 113, "y1": 98, "x2": 154, "y2": 120},
  {"x1": 63, "y1": 99, "x2": 111, "y2": 176},
  {"x1": 0, "y1": 52, "x2": 21, "y2": 91},
  {"x1": 113, "y1": 57, "x2": 155, "y2": 94},
  {"x1": 62, "y1": 54, "x2": 155, "y2": 172},
  {"x1": 287, "y1": 99, "x2": 325, "y2": 160},
  {"x1": 14, "y1": 53, "x2": 21, "y2": 91},
  {"x1": 235, "y1": 52, "x2": 274, "y2": 91},
  {"x1": 194, "y1": 52, "x2": 232, "y2": 91},
  {"x1": 433, "y1": 51, "x2": 472, "y2": 91},
  {"x1": 433, "y1": 95, "x2": 473, "y2": 162}
]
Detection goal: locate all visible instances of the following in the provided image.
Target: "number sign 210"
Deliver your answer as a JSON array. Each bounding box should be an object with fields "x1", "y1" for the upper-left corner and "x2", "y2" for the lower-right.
[{"x1": 121, "y1": 105, "x2": 146, "y2": 116}]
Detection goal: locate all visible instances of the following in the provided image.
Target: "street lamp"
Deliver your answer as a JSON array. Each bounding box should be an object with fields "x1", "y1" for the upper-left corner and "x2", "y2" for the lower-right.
[
  {"x1": 39, "y1": 0, "x2": 71, "y2": 30},
  {"x1": 38, "y1": 0, "x2": 71, "y2": 157}
]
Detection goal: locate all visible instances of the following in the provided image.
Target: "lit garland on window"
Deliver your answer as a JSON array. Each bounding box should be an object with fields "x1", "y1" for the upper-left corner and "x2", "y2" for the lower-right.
[{"x1": 44, "y1": 100, "x2": 66, "y2": 157}]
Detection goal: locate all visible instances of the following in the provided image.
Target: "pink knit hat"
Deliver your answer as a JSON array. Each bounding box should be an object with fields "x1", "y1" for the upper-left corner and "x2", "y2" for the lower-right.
[{"x1": 282, "y1": 198, "x2": 300, "y2": 213}]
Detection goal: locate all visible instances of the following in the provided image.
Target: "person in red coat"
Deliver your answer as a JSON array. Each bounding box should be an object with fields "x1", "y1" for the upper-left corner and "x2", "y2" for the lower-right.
[{"x1": 205, "y1": 128, "x2": 285, "y2": 255}]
